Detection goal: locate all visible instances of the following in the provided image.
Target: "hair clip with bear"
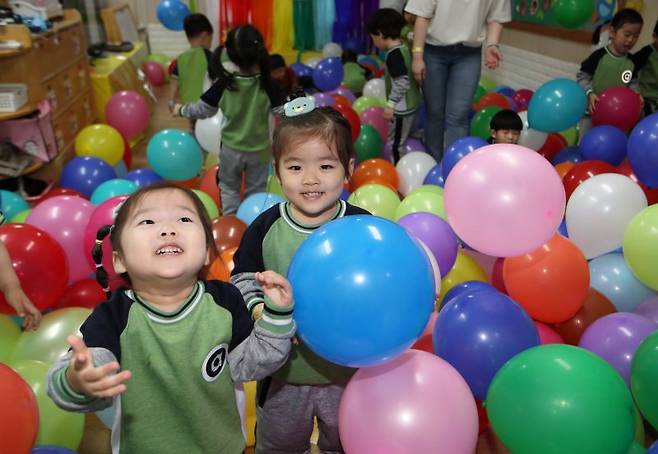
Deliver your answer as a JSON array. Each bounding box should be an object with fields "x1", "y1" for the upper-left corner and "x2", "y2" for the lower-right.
[{"x1": 283, "y1": 96, "x2": 316, "y2": 117}]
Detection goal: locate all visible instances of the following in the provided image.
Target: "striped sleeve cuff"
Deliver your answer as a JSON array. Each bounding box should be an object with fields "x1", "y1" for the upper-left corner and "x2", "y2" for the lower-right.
[
  {"x1": 56, "y1": 367, "x2": 93, "y2": 405},
  {"x1": 246, "y1": 296, "x2": 265, "y2": 316},
  {"x1": 387, "y1": 99, "x2": 397, "y2": 108},
  {"x1": 256, "y1": 296, "x2": 294, "y2": 334}
]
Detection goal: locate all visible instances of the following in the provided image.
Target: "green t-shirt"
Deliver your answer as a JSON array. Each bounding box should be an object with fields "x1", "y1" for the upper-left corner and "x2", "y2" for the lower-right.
[
  {"x1": 636, "y1": 44, "x2": 658, "y2": 102},
  {"x1": 581, "y1": 46, "x2": 635, "y2": 94},
  {"x1": 174, "y1": 47, "x2": 212, "y2": 104}
]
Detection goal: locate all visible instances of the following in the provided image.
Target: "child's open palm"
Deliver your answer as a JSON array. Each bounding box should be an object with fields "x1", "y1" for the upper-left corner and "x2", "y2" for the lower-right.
[
  {"x1": 255, "y1": 271, "x2": 292, "y2": 308},
  {"x1": 65, "y1": 335, "x2": 132, "y2": 399}
]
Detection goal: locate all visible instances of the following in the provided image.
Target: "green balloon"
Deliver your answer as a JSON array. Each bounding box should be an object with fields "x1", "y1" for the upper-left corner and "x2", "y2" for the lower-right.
[
  {"x1": 0, "y1": 314, "x2": 20, "y2": 362},
  {"x1": 634, "y1": 404, "x2": 645, "y2": 445},
  {"x1": 12, "y1": 308, "x2": 91, "y2": 364},
  {"x1": 626, "y1": 441, "x2": 647, "y2": 454},
  {"x1": 479, "y1": 75, "x2": 497, "y2": 92},
  {"x1": 10, "y1": 209, "x2": 30, "y2": 223},
  {"x1": 394, "y1": 190, "x2": 445, "y2": 221},
  {"x1": 407, "y1": 184, "x2": 443, "y2": 198},
  {"x1": 354, "y1": 124, "x2": 383, "y2": 162},
  {"x1": 148, "y1": 52, "x2": 169, "y2": 67},
  {"x1": 352, "y1": 96, "x2": 385, "y2": 116},
  {"x1": 266, "y1": 175, "x2": 287, "y2": 200},
  {"x1": 470, "y1": 106, "x2": 502, "y2": 140},
  {"x1": 623, "y1": 205, "x2": 658, "y2": 291},
  {"x1": 631, "y1": 331, "x2": 658, "y2": 431},
  {"x1": 192, "y1": 189, "x2": 219, "y2": 220},
  {"x1": 559, "y1": 126, "x2": 579, "y2": 146},
  {"x1": 11, "y1": 360, "x2": 84, "y2": 449},
  {"x1": 472, "y1": 85, "x2": 488, "y2": 104},
  {"x1": 553, "y1": 0, "x2": 595, "y2": 29},
  {"x1": 342, "y1": 62, "x2": 367, "y2": 94},
  {"x1": 486, "y1": 344, "x2": 635, "y2": 454},
  {"x1": 348, "y1": 183, "x2": 400, "y2": 221}
]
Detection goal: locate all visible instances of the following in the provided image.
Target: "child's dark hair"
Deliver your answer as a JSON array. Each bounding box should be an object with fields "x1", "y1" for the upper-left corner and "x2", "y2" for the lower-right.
[
  {"x1": 591, "y1": 20, "x2": 611, "y2": 45},
  {"x1": 490, "y1": 109, "x2": 523, "y2": 131},
  {"x1": 654, "y1": 18, "x2": 658, "y2": 35},
  {"x1": 269, "y1": 54, "x2": 286, "y2": 70},
  {"x1": 367, "y1": 8, "x2": 406, "y2": 40},
  {"x1": 273, "y1": 104, "x2": 354, "y2": 178},
  {"x1": 92, "y1": 182, "x2": 217, "y2": 296},
  {"x1": 183, "y1": 13, "x2": 213, "y2": 39},
  {"x1": 610, "y1": 8, "x2": 643, "y2": 30},
  {"x1": 209, "y1": 24, "x2": 272, "y2": 91},
  {"x1": 342, "y1": 49, "x2": 358, "y2": 64}
]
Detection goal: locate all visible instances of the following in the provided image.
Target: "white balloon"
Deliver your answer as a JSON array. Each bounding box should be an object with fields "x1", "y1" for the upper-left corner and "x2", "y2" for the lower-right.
[
  {"x1": 322, "y1": 42, "x2": 343, "y2": 58},
  {"x1": 396, "y1": 151, "x2": 437, "y2": 196},
  {"x1": 363, "y1": 78, "x2": 387, "y2": 101},
  {"x1": 194, "y1": 110, "x2": 225, "y2": 156},
  {"x1": 417, "y1": 239, "x2": 442, "y2": 296},
  {"x1": 566, "y1": 173, "x2": 647, "y2": 259},
  {"x1": 517, "y1": 110, "x2": 548, "y2": 151},
  {"x1": 304, "y1": 56, "x2": 321, "y2": 68}
]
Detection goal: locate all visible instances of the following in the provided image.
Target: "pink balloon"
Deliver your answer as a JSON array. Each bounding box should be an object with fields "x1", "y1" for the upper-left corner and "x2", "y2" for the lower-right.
[
  {"x1": 26, "y1": 196, "x2": 95, "y2": 283},
  {"x1": 534, "y1": 321, "x2": 565, "y2": 344},
  {"x1": 142, "y1": 61, "x2": 165, "y2": 87},
  {"x1": 444, "y1": 144, "x2": 566, "y2": 257},
  {"x1": 360, "y1": 106, "x2": 389, "y2": 143},
  {"x1": 105, "y1": 90, "x2": 150, "y2": 140},
  {"x1": 339, "y1": 350, "x2": 478, "y2": 454}
]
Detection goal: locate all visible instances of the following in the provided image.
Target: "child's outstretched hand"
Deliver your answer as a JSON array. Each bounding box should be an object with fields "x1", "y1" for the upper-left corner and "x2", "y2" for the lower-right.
[
  {"x1": 4, "y1": 286, "x2": 41, "y2": 331},
  {"x1": 255, "y1": 271, "x2": 292, "y2": 308},
  {"x1": 588, "y1": 92, "x2": 599, "y2": 113},
  {"x1": 65, "y1": 335, "x2": 131, "y2": 398}
]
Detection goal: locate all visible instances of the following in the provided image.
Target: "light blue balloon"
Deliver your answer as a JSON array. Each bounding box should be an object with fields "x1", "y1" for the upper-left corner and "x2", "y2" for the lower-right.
[
  {"x1": 528, "y1": 79, "x2": 586, "y2": 132},
  {"x1": 0, "y1": 190, "x2": 29, "y2": 220},
  {"x1": 146, "y1": 129, "x2": 202, "y2": 181},
  {"x1": 288, "y1": 216, "x2": 435, "y2": 367},
  {"x1": 589, "y1": 253, "x2": 657, "y2": 312},
  {"x1": 96, "y1": 405, "x2": 115, "y2": 429},
  {"x1": 114, "y1": 160, "x2": 128, "y2": 178},
  {"x1": 156, "y1": 0, "x2": 190, "y2": 31},
  {"x1": 236, "y1": 192, "x2": 284, "y2": 226},
  {"x1": 90, "y1": 179, "x2": 138, "y2": 205}
]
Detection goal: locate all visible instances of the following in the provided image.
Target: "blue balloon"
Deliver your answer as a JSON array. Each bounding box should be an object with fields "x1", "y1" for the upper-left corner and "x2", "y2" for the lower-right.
[
  {"x1": 290, "y1": 63, "x2": 312, "y2": 78},
  {"x1": 0, "y1": 190, "x2": 29, "y2": 220},
  {"x1": 495, "y1": 85, "x2": 516, "y2": 98},
  {"x1": 125, "y1": 168, "x2": 163, "y2": 188},
  {"x1": 442, "y1": 136, "x2": 488, "y2": 180},
  {"x1": 558, "y1": 218, "x2": 569, "y2": 237},
  {"x1": 580, "y1": 125, "x2": 627, "y2": 166},
  {"x1": 60, "y1": 156, "x2": 117, "y2": 198},
  {"x1": 628, "y1": 112, "x2": 658, "y2": 187},
  {"x1": 441, "y1": 281, "x2": 497, "y2": 308},
  {"x1": 90, "y1": 178, "x2": 138, "y2": 205},
  {"x1": 434, "y1": 291, "x2": 540, "y2": 400},
  {"x1": 312, "y1": 57, "x2": 344, "y2": 92},
  {"x1": 649, "y1": 441, "x2": 658, "y2": 454},
  {"x1": 236, "y1": 192, "x2": 284, "y2": 226},
  {"x1": 589, "y1": 253, "x2": 656, "y2": 312},
  {"x1": 288, "y1": 216, "x2": 435, "y2": 367},
  {"x1": 551, "y1": 145, "x2": 583, "y2": 165},
  {"x1": 423, "y1": 163, "x2": 445, "y2": 187},
  {"x1": 528, "y1": 79, "x2": 586, "y2": 132},
  {"x1": 156, "y1": 0, "x2": 190, "y2": 31},
  {"x1": 114, "y1": 159, "x2": 128, "y2": 178},
  {"x1": 32, "y1": 447, "x2": 77, "y2": 454},
  {"x1": 340, "y1": 187, "x2": 350, "y2": 201},
  {"x1": 147, "y1": 129, "x2": 202, "y2": 181}
]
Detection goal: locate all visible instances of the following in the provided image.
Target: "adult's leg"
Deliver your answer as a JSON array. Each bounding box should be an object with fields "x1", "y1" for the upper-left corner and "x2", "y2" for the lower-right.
[
  {"x1": 218, "y1": 144, "x2": 245, "y2": 216},
  {"x1": 422, "y1": 44, "x2": 450, "y2": 162},
  {"x1": 444, "y1": 46, "x2": 482, "y2": 151}
]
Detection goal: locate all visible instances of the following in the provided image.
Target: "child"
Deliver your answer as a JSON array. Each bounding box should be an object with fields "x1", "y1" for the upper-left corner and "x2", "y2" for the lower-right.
[
  {"x1": 174, "y1": 25, "x2": 286, "y2": 216},
  {"x1": 633, "y1": 19, "x2": 658, "y2": 115},
  {"x1": 0, "y1": 210, "x2": 41, "y2": 330},
  {"x1": 577, "y1": 8, "x2": 643, "y2": 113},
  {"x1": 231, "y1": 98, "x2": 370, "y2": 454},
  {"x1": 367, "y1": 8, "x2": 421, "y2": 164},
  {"x1": 489, "y1": 109, "x2": 523, "y2": 144},
  {"x1": 169, "y1": 13, "x2": 214, "y2": 108},
  {"x1": 269, "y1": 53, "x2": 299, "y2": 93},
  {"x1": 46, "y1": 182, "x2": 295, "y2": 454}
]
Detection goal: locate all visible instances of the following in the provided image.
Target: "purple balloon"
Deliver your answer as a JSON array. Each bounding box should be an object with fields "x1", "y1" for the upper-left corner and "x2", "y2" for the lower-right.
[
  {"x1": 634, "y1": 296, "x2": 658, "y2": 325},
  {"x1": 330, "y1": 86, "x2": 356, "y2": 103},
  {"x1": 397, "y1": 212, "x2": 459, "y2": 277},
  {"x1": 579, "y1": 313, "x2": 657, "y2": 384},
  {"x1": 313, "y1": 92, "x2": 337, "y2": 107},
  {"x1": 402, "y1": 138, "x2": 426, "y2": 154}
]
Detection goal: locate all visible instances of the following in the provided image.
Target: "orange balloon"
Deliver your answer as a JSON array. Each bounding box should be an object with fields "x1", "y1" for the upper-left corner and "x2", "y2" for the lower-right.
[
  {"x1": 332, "y1": 94, "x2": 352, "y2": 110},
  {"x1": 207, "y1": 257, "x2": 230, "y2": 282},
  {"x1": 474, "y1": 92, "x2": 512, "y2": 112},
  {"x1": 555, "y1": 162, "x2": 576, "y2": 181},
  {"x1": 172, "y1": 177, "x2": 200, "y2": 190},
  {"x1": 211, "y1": 215, "x2": 247, "y2": 255},
  {"x1": 552, "y1": 288, "x2": 616, "y2": 345},
  {"x1": 350, "y1": 158, "x2": 399, "y2": 192},
  {"x1": 503, "y1": 235, "x2": 590, "y2": 323},
  {"x1": 221, "y1": 246, "x2": 238, "y2": 274},
  {"x1": 199, "y1": 165, "x2": 222, "y2": 214}
]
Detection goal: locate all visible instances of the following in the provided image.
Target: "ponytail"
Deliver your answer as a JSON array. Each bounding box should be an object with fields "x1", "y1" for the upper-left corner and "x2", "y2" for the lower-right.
[{"x1": 92, "y1": 224, "x2": 114, "y2": 299}]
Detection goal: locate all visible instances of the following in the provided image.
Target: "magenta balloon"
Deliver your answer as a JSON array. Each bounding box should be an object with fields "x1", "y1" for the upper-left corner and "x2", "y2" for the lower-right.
[
  {"x1": 398, "y1": 212, "x2": 458, "y2": 277},
  {"x1": 360, "y1": 106, "x2": 389, "y2": 143},
  {"x1": 26, "y1": 195, "x2": 95, "y2": 283},
  {"x1": 444, "y1": 144, "x2": 566, "y2": 257},
  {"x1": 633, "y1": 296, "x2": 658, "y2": 325},
  {"x1": 512, "y1": 89, "x2": 534, "y2": 111},
  {"x1": 142, "y1": 61, "x2": 165, "y2": 86},
  {"x1": 591, "y1": 86, "x2": 642, "y2": 131},
  {"x1": 339, "y1": 350, "x2": 478, "y2": 453},
  {"x1": 534, "y1": 321, "x2": 565, "y2": 344},
  {"x1": 105, "y1": 90, "x2": 150, "y2": 139}
]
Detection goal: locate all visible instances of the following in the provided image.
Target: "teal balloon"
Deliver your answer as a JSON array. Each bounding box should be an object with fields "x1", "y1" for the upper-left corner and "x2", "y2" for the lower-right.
[
  {"x1": 0, "y1": 190, "x2": 29, "y2": 220},
  {"x1": 147, "y1": 129, "x2": 203, "y2": 180},
  {"x1": 528, "y1": 79, "x2": 586, "y2": 132},
  {"x1": 90, "y1": 178, "x2": 138, "y2": 205}
]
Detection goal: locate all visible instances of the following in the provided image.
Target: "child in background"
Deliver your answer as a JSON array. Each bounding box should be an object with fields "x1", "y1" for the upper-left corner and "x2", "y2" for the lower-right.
[
  {"x1": 577, "y1": 8, "x2": 643, "y2": 113},
  {"x1": 489, "y1": 109, "x2": 522, "y2": 144},
  {"x1": 269, "y1": 53, "x2": 299, "y2": 94},
  {"x1": 46, "y1": 182, "x2": 294, "y2": 454},
  {"x1": 174, "y1": 25, "x2": 286, "y2": 216},
  {"x1": 633, "y1": 19, "x2": 658, "y2": 115},
  {"x1": 231, "y1": 98, "x2": 370, "y2": 454},
  {"x1": 368, "y1": 8, "x2": 421, "y2": 164}
]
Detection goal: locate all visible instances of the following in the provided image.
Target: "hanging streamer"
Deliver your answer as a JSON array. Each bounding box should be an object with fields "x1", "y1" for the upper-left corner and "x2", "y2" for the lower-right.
[
  {"x1": 293, "y1": 0, "x2": 315, "y2": 53},
  {"x1": 220, "y1": 0, "x2": 250, "y2": 40},
  {"x1": 271, "y1": 0, "x2": 294, "y2": 55},
  {"x1": 313, "y1": 0, "x2": 335, "y2": 50},
  {"x1": 252, "y1": 0, "x2": 273, "y2": 49},
  {"x1": 189, "y1": 0, "x2": 196, "y2": 13}
]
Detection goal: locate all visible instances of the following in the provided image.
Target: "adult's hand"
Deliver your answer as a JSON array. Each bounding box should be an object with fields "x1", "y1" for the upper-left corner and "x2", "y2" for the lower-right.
[
  {"x1": 412, "y1": 56, "x2": 426, "y2": 84},
  {"x1": 485, "y1": 45, "x2": 503, "y2": 70}
]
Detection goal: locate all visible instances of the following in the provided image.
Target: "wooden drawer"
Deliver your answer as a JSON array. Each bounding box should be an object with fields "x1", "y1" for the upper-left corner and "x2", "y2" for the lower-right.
[
  {"x1": 33, "y1": 24, "x2": 84, "y2": 80},
  {"x1": 42, "y1": 58, "x2": 88, "y2": 116},
  {"x1": 51, "y1": 90, "x2": 95, "y2": 152}
]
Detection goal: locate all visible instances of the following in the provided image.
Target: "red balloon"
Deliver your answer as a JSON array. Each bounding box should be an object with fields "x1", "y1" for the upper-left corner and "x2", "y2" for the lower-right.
[
  {"x1": 553, "y1": 288, "x2": 616, "y2": 345},
  {"x1": 331, "y1": 94, "x2": 352, "y2": 110},
  {"x1": 491, "y1": 257, "x2": 507, "y2": 294},
  {"x1": 168, "y1": 58, "x2": 177, "y2": 77},
  {"x1": 332, "y1": 103, "x2": 361, "y2": 141},
  {"x1": 211, "y1": 215, "x2": 247, "y2": 255},
  {"x1": 199, "y1": 165, "x2": 222, "y2": 213},
  {"x1": 617, "y1": 161, "x2": 658, "y2": 205},
  {"x1": 0, "y1": 364, "x2": 38, "y2": 454},
  {"x1": 123, "y1": 139, "x2": 132, "y2": 169},
  {"x1": 512, "y1": 89, "x2": 533, "y2": 111},
  {"x1": 411, "y1": 334, "x2": 433, "y2": 352},
  {"x1": 476, "y1": 400, "x2": 489, "y2": 434},
  {"x1": 592, "y1": 86, "x2": 642, "y2": 131},
  {"x1": 474, "y1": 92, "x2": 512, "y2": 112},
  {"x1": 563, "y1": 160, "x2": 618, "y2": 200},
  {"x1": 537, "y1": 133, "x2": 568, "y2": 162},
  {"x1": 0, "y1": 224, "x2": 68, "y2": 312},
  {"x1": 56, "y1": 278, "x2": 107, "y2": 309},
  {"x1": 40, "y1": 187, "x2": 86, "y2": 202}
]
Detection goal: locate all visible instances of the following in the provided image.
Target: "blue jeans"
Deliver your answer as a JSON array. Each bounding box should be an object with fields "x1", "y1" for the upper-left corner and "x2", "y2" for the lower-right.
[{"x1": 423, "y1": 44, "x2": 482, "y2": 161}]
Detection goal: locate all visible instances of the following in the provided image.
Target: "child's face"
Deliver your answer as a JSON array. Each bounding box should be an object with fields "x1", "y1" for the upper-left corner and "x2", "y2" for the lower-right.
[
  {"x1": 277, "y1": 137, "x2": 352, "y2": 225},
  {"x1": 610, "y1": 22, "x2": 642, "y2": 54},
  {"x1": 271, "y1": 67, "x2": 286, "y2": 81},
  {"x1": 113, "y1": 189, "x2": 209, "y2": 288},
  {"x1": 491, "y1": 129, "x2": 521, "y2": 144},
  {"x1": 370, "y1": 33, "x2": 387, "y2": 50}
]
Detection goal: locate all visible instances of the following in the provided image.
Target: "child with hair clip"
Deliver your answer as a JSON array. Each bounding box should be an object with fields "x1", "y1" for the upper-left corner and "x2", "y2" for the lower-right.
[
  {"x1": 46, "y1": 182, "x2": 295, "y2": 454},
  {"x1": 231, "y1": 95, "x2": 371, "y2": 454},
  {"x1": 173, "y1": 25, "x2": 287, "y2": 216}
]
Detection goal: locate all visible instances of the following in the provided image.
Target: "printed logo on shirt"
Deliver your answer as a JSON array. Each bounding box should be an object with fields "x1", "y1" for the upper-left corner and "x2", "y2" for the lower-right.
[
  {"x1": 621, "y1": 70, "x2": 633, "y2": 84},
  {"x1": 201, "y1": 343, "x2": 228, "y2": 382}
]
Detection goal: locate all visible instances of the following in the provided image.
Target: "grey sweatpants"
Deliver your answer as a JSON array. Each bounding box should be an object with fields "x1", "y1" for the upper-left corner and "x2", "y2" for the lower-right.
[
  {"x1": 387, "y1": 112, "x2": 417, "y2": 164},
  {"x1": 255, "y1": 380, "x2": 345, "y2": 454},
  {"x1": 218, "y1": 144, "x2": 270, "y2": 216}
]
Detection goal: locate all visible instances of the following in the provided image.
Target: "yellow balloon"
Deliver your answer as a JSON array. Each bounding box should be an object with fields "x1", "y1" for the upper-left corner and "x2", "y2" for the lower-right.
[
  {"x1": 0, "y1": 314, "x2": 20, "y2": 362},
  {"x1": 266, "y1": 175, "x2": 287, "y2": 200},
  {"x1": 437, "y1": 251, "x2": 489, "y2": 307},
  {"x1": 75, "y1": 124, "x2": 124, "y2": 165}
]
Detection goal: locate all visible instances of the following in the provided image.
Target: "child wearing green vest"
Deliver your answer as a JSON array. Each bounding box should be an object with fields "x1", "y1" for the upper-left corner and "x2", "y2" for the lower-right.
[
  {"x1": 633, "y1": 19, "x2": 658, "y2": 115},
  {"x1": 368, "y1": 8, "x2": 421, "y2": 164}
]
